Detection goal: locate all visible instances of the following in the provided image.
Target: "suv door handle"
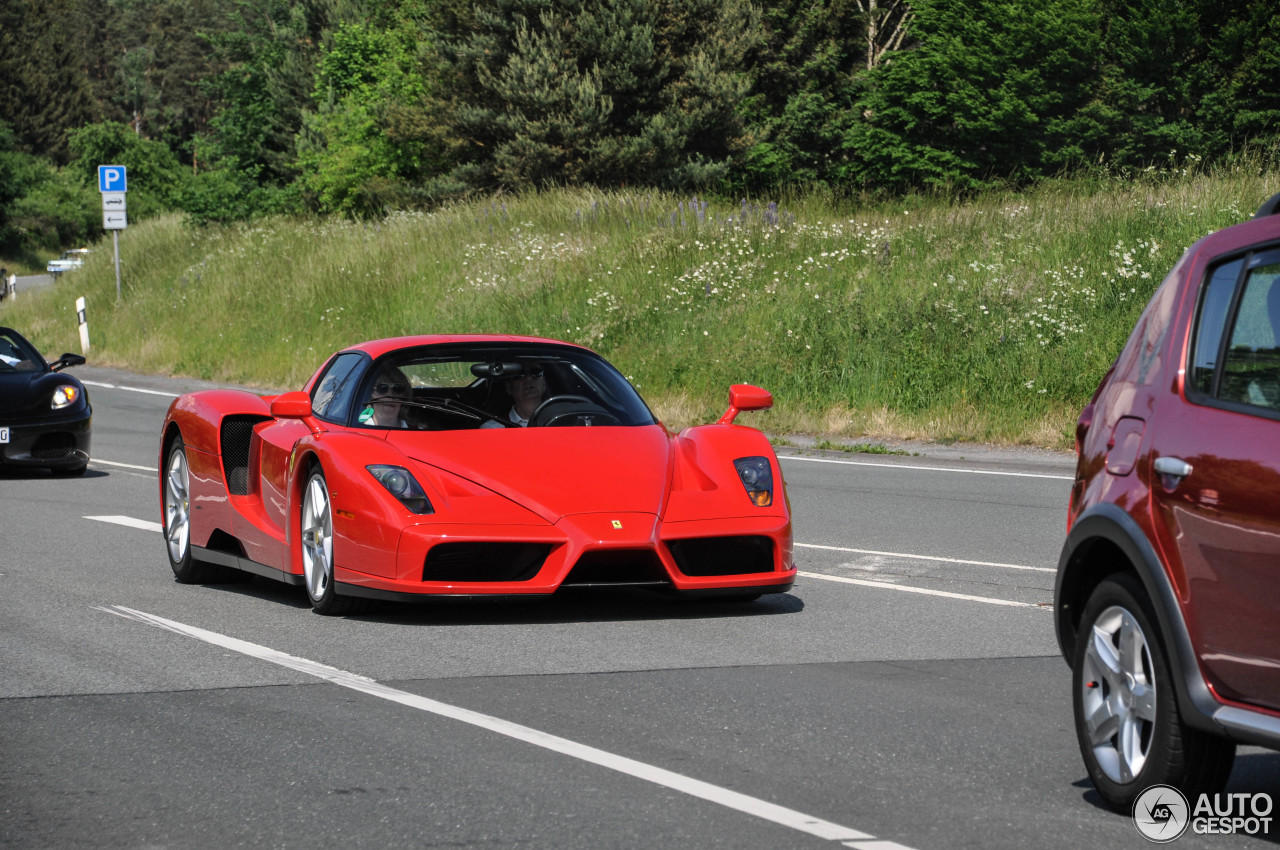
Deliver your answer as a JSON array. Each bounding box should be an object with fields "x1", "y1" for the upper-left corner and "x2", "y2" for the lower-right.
[{"x1": 1154, "y1": 456, "x2": 1193, "y2": 481}]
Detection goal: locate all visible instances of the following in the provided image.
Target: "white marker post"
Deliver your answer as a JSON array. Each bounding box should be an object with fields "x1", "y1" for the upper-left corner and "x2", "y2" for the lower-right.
[
  {"x1": 99, "y1": 165, "x2": 127, "y2": 300},
  {"x1": 76, "y1": 296, "x2": 90, "y2": 352}
]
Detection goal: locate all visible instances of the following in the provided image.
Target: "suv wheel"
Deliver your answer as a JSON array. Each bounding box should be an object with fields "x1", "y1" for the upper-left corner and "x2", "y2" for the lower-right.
[{"x1": 1072, "y1": 573, "x2": 1235, "y2": 810}]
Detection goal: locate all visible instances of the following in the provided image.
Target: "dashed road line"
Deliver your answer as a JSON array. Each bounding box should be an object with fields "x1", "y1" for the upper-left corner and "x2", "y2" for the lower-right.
[
  {"x1": 81, "y1": 379, "x2": 176, "y2": 398},
  {"x1": 798, "y1": 570, "x2": 1040, "y2": 608},
  {"x1": 86, "y1": 515, "x2": 162, "y2": 533},
  {"x1": 91, "y1": 458, "x2": 157, "y2": 472},
  {"x1": 796, "y1": 542, "x2": 1053, "y2": 573}
]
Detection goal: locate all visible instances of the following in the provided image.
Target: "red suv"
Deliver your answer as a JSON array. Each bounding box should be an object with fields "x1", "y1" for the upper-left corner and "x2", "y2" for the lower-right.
[{"x1": 1056, "y1": 190, "x2": 1280, "y2": 810}]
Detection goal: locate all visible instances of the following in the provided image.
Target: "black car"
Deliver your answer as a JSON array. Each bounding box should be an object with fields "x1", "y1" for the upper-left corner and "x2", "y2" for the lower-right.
[{"x1": 0, "y1": 327, "x2": 91, "y2": 475}]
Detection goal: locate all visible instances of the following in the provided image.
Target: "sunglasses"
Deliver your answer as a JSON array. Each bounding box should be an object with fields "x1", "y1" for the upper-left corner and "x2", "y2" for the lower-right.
[
  {"x1": 374, "y1": 382, "x2": 407, "y2": 395},
  {"x1": 509, "y1": 368, "x2": 544, "y2": 379}
]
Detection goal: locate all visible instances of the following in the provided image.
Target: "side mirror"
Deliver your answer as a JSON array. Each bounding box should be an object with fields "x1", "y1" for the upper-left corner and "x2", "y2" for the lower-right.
[
  {"x1": 270, "y1": 391, "x2": 313, "y2": 419},
  {"x1": 50, "y1": 353, "x2": 86, "y2": 372},
  {"x1": 717, "y1": 384, "x2": 773, "y2": 425}
]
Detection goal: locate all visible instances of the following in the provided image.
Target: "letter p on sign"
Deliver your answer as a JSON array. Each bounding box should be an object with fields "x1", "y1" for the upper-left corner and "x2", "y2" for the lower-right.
[{"x1": 98, "y1": 165, "x2": 127, "y2": 193}]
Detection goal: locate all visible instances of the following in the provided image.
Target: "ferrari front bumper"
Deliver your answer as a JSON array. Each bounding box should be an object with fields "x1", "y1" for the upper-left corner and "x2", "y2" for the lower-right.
[
  {"x1": 0, "y1": 408, "x2": 92, "y2": 472},
  {"x1": 333, "y1": 512, "x2": 796, "y2": 601}
]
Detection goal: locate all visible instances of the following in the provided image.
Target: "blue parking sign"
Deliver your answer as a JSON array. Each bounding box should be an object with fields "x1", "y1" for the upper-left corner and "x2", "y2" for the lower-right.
[{"x1": 98, "y1": 165, "x2": 127, "y2": 193}]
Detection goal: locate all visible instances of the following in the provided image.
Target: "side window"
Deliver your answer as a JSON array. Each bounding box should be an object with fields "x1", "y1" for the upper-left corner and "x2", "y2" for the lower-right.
[
  {"x1": 1220, "y1": 258, "x2": 1280, "y2": 411},
  {"x1": 1189, "y1": 258, "x2": 1244, "y2": 396},
  {"x1": 311, "y1": 353, "x2": 366, "y2": 423}
]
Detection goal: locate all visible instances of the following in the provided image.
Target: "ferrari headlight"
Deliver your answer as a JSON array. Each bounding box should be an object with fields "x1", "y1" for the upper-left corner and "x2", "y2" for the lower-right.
[
  {"x1": 733, "y1": 456, "x2": 773, "y2": 507},
  {"x1": 367, "y1": 465, "x2": 434, "y2": 514},
  {"x1": 51, "y1": 384, "x2": 80, "y2": 409}
]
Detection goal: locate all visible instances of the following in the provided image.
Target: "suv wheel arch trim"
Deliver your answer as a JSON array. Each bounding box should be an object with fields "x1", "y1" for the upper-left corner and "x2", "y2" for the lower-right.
[{"x1": 1057, "y1": 502, "x2": 1222, "y2": 735}]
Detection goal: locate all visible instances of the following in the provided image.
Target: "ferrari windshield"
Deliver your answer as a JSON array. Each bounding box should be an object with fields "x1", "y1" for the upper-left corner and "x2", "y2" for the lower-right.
[
  {"x1": 341, "y1": 342, "x2": 657, "y2": 431},
  {"x1": 0, "y1": 329, "x2": 44, "y2": 372}
]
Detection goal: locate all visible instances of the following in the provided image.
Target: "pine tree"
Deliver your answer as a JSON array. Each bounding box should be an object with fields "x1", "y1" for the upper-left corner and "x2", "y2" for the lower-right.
[
  {"x1": 0, "y1": 0, "x2": 99, "y2": 164},
  {"x1": 440, "y1": 0, "x2": 759, "y2": 192}
]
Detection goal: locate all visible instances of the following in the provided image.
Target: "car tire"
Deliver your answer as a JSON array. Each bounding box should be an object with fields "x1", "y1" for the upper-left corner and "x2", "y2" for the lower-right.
[
  {"x1": 164, "y1": 436, "x2": 244, "y2": 583},
  {"x1": 300, "y1": 466, "x2": 363, "y2": 616},
  {"x1": 1072, "y1": 572, "x2": 1235, "y2": 811}
]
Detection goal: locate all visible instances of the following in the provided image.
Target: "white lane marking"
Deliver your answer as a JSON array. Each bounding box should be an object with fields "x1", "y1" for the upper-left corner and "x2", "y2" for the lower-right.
[
  {"x1": 798, "y1": 570, "x2": 1041, "y2": 608},
  {"x1": 780, "y1": 454, "x2": 1073, "y2": 481},
  {"x1": 85, "y1": 515, "x2": 163, "y2": 533},
  {"x1": 92, "y1": 458, "x2": 158, "y2": 472},
  {"x1": 81, "y1": 379, "x2": 176, "y2": 398},
  {"x1": 97, "y1": 604, "x2": 905, "y2": 847},
  {"x1": 796, "y1": 543, "x2": 1053, "y2": 573}
]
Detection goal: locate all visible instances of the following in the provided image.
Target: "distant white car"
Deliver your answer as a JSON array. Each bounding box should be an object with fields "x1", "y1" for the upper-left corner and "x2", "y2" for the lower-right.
[{"x1": 47, "y1": 248, "x2": 91, "y2": 276}]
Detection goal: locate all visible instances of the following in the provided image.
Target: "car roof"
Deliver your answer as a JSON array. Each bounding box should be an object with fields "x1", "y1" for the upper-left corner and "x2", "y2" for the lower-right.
[{"x1": 343, "y1": 334, "x2": 592, "y2": 359}]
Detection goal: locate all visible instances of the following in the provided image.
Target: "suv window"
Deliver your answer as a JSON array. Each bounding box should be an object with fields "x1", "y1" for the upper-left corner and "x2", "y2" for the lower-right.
[
  {"x1": 1189, "y1": 249, "x2": 1280, "y2": 413},
  {"x1": 1189, "y1": 258, "x2": 1244, "y2": 395}
]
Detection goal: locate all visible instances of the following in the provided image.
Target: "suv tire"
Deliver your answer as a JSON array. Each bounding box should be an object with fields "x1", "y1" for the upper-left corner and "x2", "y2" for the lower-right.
[{"x1": 1072, "y1": 572, "x2": 1235, "y2": 810}]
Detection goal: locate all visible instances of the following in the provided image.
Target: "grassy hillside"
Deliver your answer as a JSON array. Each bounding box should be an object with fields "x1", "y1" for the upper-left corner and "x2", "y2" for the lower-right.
[{"x1": 4, "y1": 168, "x2": 1275, "y2": 448}]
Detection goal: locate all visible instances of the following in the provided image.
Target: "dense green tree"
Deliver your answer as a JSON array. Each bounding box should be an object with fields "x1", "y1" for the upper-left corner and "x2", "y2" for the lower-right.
[
  {"x1": 736, "y1": 0, "x2": 914, "y2": 192},
  {"x1": 1077, "y1": 0, "x2": 1280, "y2": 167},
  {"x1": 1212, "y1": 2, "x2": 1280, "y2": 153},
  {"x1": 0, "y1": 0, "x2": 100, "y2": 164},
  {"x1": 439, "y1": 0, "x2": 760, "y2": 193},
  {"x1": 200, "y1": 0, "x2": 346, "y2": 191},
  {"x1": 843, "y1": 0, "x2": 1102, "y2": 191},
  {"x1": 0, "y1": 121, "x2": 99, "y2": 254},
  {"x1": 68, "y1": 122, "x2": 187, "y2": 218},
  {"x1": 295, "y1": 2, "x2": 453, "y2": 215}
]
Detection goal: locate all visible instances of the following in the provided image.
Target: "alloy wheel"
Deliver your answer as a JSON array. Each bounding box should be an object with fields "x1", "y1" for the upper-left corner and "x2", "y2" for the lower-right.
[
  {"x1": 301, "y1": 473, "x2": 333, "y2": 602},
  {"x1": 164, "y1": 446, "x2": 190, "y2": 564},
  {"x1": 1080, "y1": 604, "x2": 1157, "y2": 784}
]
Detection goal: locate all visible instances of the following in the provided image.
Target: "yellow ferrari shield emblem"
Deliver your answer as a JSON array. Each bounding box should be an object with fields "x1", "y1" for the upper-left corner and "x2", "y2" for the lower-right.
[{"x1": 611, "y1": 520, "x2": 623, "y2": 529}]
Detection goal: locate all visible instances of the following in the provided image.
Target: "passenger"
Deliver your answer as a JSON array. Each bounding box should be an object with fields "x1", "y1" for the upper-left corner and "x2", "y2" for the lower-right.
[
  {"x1": 359, "y1": 365, "x2": 412, "y2": 427},
  {"x1": 482, "y1": 365, "x2": 547, "y2": 428}
]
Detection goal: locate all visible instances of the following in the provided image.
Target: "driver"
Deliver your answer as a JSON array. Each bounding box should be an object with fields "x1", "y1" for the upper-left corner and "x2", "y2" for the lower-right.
[
  {"x1": 482, "y1": 365, "x2": 547, "y2": 428},
  {"x1": 359, "y1": 365, "x2": 412, "y2": 428}
]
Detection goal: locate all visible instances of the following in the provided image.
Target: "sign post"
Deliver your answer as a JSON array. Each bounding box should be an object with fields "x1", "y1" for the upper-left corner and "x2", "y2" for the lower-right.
[{"x1": 98, "y1": 166, "x2": 127, "y2": 300}]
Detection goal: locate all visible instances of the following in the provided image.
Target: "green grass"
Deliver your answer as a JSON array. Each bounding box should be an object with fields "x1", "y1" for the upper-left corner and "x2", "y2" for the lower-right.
[
  {"x1": 3, "y1": 166, "x2": 1275, "y2": 448},
  {"x1": 811, "y1": 439, "x2": 914, "y2": 456}
]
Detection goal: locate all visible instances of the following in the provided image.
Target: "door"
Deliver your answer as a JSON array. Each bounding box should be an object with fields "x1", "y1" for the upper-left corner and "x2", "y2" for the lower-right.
[{"x1": 1148, "y1": 247, "x2": 1280, "y2": 711}]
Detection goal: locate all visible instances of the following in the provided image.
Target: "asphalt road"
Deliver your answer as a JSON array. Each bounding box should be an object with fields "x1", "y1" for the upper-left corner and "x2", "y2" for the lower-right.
[
  {"x1": 2, "y1": 367, "x2": 1277, "y2": 849},
  {"x1": 2, "y1": 273, "x2": 56, "y2": 301}
]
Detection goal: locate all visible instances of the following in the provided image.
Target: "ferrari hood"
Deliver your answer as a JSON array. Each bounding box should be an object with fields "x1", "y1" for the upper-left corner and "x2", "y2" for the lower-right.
[
  {"x1": 386, "y1": 426, "x2": 673, "y2": 523},
  {"x1": 0, "y1": 371, "x2": 58, "y2": 419}
]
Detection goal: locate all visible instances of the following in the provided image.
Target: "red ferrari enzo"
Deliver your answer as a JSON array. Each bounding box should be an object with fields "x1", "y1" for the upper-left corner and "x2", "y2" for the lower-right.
[{"x1": 159, "y1": 335, "x2": 795, "y2": 614}]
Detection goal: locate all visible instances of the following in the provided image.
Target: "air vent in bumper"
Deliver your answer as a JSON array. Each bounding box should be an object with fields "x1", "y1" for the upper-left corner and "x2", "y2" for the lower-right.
[
  {"x1": 666, "y1": 536, "x2": 775, "y2": 576},
  {"x1": 423, "y1": 542, "x2": 552, "y2": 582}
]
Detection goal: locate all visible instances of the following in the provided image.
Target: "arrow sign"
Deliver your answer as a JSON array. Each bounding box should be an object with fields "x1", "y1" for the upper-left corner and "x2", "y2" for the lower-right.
[
  {"x1": 102, "y1": 192, "x2": 126, "y2": 211},
  {"x1": 103, "y1": 211, "x2": 128, "y2": 230}
]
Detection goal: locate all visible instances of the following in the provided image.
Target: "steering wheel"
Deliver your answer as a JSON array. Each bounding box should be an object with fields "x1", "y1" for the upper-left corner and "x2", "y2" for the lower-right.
[{"x1": 528, "y1": 395, "x2": 621, "y2": 427}]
